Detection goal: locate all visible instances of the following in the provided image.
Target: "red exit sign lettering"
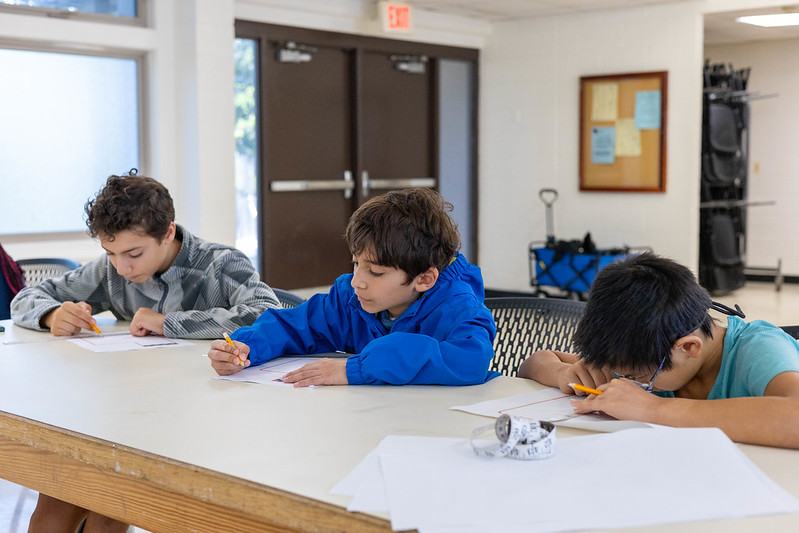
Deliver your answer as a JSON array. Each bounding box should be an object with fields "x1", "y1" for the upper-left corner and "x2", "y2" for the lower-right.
[{"x1": 380, "y1": 1, "x2": 413, "y2": 33}]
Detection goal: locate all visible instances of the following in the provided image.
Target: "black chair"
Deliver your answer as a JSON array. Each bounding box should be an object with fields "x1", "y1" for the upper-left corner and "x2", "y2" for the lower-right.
[
  {"x1": 272, "y1": 288, "x2": 306, "y2": 309},
  {"x1": 484, "y1": 297, "x2": 586, "y2": 377},
  {"x1": 780, "y1": 326, "x2": 799, "y2": 340},
  {"x1": 17, "y1": 257, "x2": 80, "y2": 286}
]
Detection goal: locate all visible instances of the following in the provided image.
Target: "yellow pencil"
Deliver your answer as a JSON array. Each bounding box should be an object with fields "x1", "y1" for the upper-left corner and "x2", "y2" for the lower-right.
[
  {"x1": 90, "y1": 323, "x2": 102, "y2": 335},
  {"x1": 223, "y1": 331, "x2": 245, "y2": 366},
  {"x1": 568, "y1": 382, "x2": 603, "y2": 395}
]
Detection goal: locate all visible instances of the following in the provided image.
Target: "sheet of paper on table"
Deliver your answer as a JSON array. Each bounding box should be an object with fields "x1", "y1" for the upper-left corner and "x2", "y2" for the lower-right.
[
  {"x1": 67, "y1": 333, "x2": 193, "y2": 353},
  {"x1": 332, "y1": 427, "x2": 799, "y2": 533},
  {"x1": 214, "y1": 356, "x2": 327, "y2": 387},
  {"x1": 452, "y1": 387, "x2": 650, "y2": 432}
]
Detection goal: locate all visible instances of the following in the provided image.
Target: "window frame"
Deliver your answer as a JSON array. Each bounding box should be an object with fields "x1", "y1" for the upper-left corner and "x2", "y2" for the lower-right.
[
  {"x1": 0, "y1": 0, "x2": 147, "y2": 27},
  {"x1": 0, "y1": 39, "x2": 149, "y2": 238}
]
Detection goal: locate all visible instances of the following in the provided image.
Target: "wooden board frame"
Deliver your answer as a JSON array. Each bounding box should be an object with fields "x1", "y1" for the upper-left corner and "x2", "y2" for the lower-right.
[{"x1": 579, "y1": 71, "x2": 667, "y2": 192}]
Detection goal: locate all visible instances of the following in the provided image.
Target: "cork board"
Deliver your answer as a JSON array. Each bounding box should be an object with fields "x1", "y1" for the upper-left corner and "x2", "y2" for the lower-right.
[{"x1": 579, "y1": 71, "x2": 667, "y2": 192}]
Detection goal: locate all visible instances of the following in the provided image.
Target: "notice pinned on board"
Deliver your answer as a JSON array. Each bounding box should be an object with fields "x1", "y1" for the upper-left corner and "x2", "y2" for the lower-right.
[
  {"x1": 591, "y1": 82, "x2": 618, "y2": 122},
  {"x1": 635, "y1": 89, "x2": 662, "y2": 129},
  {"x1": 615, "y1": 118, "x2": 642, "y2": 157},
  {"x1": 590, "y1": 126, "x2": 616, "y2": 164}
]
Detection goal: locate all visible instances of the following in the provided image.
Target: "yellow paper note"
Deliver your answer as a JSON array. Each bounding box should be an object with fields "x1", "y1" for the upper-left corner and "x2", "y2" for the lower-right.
[
  {"x1": 591, "y1": 83, "x2": 618, "y2": 122},
  {"x1": 615, "y1": 118, "x2": 641, "y2": 157}
]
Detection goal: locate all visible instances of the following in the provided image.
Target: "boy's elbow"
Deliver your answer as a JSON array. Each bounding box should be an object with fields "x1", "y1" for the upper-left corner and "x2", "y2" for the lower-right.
[
  {"x1": 517, "y1": 356, "x2": 534, "y2": 379},
  {"x1": 455, "y1": 345, "x2": 499, "y2": 384}
]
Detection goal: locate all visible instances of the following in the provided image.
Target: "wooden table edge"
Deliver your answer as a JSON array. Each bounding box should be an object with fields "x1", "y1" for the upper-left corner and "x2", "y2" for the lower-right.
[{"x1": 0, "y1": 410, "x2": 392, "y2": 532}]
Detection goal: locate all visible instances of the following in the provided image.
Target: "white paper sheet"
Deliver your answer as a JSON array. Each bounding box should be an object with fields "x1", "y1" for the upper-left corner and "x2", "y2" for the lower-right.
[
  {"x1": 2, "y1": 328, "x2": 128, "y2": 345},
  {"x1": 214, "y1": 356, "x2": 326, "y2": 386},
  {"x1": 344, "y1": 450, "x2": 390, "y2": 513},
  {"x1": 342, "y1": 429, "x2": 799, "y2": 532},
  {"x1": 67, "y1": 333, "x2": 192, "y2": 353},
  {"x1": 452, "y1": 388, "x2": 650, "y2": 432}
]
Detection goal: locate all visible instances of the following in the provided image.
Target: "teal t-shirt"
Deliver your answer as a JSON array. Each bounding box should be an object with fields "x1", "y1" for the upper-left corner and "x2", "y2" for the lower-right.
[
  {"x1": 708, "y1": 316, "x2": 799, "y2": 399},
  {"x1": 659, "y1": 316, "x2": 799, "y2": 398}
]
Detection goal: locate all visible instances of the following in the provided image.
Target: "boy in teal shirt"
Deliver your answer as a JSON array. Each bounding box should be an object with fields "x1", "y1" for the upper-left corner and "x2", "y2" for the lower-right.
[{"x1": 519, "y1": 253, "x2": 799, "y2": 448}]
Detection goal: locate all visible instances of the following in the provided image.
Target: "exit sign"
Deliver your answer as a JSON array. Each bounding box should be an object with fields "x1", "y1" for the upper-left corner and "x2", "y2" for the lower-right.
[{"x1": 379, "y1": 1, "x2": 413, "y2": 33}]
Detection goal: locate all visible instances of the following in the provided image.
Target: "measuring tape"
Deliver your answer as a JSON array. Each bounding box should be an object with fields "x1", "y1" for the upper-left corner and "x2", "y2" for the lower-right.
[{"x1": 471, "y1": 414, "x2": 556, "y2": 460}]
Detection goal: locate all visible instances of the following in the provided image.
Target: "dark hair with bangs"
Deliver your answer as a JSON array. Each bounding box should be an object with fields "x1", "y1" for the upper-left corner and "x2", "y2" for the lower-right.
[
  {"x1": 84, "y1": 172, "x2": 175, "y2": 242},
  {"x1": 345, "y1": 188, "x2": 460, "y2": 282},
  {"x1": 574, "y1": 253, "x2": 714, "y2": 374}
]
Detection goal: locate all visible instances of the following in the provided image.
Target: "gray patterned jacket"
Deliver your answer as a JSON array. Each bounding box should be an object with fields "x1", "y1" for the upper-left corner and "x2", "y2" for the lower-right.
[{"x1": 10, "y1": 225, "x2": 279, "y2": 339}]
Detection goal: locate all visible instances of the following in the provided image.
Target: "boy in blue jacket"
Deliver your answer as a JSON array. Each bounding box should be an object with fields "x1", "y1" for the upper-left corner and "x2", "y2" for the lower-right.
[{"x1": 209, "y1": 188, "x2": 499, "y2": 387}]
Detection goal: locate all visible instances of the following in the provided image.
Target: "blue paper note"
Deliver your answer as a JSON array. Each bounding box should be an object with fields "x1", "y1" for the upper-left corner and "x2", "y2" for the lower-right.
[
  {"x1": 635, "y1": 90, "x2": 661, "y2": 129},
  {"x1": 591, "y1": 127, "x2": 616, "y2": 164}
]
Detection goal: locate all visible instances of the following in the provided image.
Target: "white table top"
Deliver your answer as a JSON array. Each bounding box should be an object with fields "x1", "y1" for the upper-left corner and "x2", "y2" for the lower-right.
[{"x1": 2, "y1": 318, "x2": 799, "y2": 532}]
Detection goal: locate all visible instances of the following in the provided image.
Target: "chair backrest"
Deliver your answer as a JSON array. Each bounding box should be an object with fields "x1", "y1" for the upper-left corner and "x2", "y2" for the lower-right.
[
  {"x1": 484, "y1": 297, "x2": 586, "y2": 377},
  {"x1": 17, "y1": 258, "x2": 81, "y2": 287},
  {"x1": 780, "y1": 325, "x2": 799, "y2": 340},
  {"x1": 272, "y1": 288, "x2": 306, "y2": 309}
]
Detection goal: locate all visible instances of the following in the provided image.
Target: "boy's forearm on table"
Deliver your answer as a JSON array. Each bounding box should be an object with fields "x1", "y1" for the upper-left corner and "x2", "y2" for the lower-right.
[{"x1": 652, "y1": 396, "x2": 799, "y2": 448}]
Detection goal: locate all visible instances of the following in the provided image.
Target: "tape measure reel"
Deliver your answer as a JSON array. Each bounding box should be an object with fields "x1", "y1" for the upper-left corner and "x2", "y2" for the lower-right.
[{"x1": 471, "y1": 414, "x2": 556, "y2": 460}]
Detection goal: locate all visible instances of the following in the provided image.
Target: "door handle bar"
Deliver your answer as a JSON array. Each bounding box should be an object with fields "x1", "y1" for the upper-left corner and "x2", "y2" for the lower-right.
[
  {"x1": 270, "y1": 171, "x2": 354, "y2": 199},
  {"x1": 360, "y1": 171, "x2": 436, "y2": 195}
]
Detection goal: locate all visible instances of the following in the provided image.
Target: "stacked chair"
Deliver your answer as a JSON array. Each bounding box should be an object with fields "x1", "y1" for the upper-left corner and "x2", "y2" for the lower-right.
[{"x1": 699, "y1": 61, "x2": 751, "y2": 293}]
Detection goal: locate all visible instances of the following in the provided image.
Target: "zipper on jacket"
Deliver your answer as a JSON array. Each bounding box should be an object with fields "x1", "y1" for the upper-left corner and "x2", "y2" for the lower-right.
[{"x1": 156, "y1": 277, "x2": 168, "y2": 314}]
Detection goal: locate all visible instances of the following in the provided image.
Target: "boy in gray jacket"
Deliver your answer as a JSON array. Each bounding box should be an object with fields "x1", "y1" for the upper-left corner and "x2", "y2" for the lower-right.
[
  {"x1": 12, "y1": 173, "x2": 278, "y2": 339},
  {"x1": 13, "y1": 172, "x2": 278, "y2": 533}
]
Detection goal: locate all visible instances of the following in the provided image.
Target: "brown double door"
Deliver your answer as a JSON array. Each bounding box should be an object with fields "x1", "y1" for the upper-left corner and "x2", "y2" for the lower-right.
[{"x1": 236, "y1": 22, "x2": 477, "y2": 289}]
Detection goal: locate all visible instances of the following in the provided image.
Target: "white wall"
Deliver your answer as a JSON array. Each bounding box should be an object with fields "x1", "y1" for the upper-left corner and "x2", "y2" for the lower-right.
[
  {"x1": 705, "y1": 38, "x2": 799, "y2": 276},
  {"x1": 479, "y1": 2, "x2": 704, "y2": 291},
  {"x1": 234, "y1": 0, "x2": 491, "y2": 49}
]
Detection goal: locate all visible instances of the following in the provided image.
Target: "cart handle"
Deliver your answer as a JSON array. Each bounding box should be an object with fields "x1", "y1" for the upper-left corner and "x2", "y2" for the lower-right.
[{"x1": 539, "y1": 188, "x2": 558, "y2": 207}]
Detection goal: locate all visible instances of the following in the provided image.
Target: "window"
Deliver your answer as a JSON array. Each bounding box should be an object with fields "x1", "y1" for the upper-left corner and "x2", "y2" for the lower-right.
[
  {"x1": 234, "y1": 38, "x2": 259, "y2": 269},
  {"x1": 0, "y1": 0, "x2": 143, "y2": 24},
  {"x1": 0, "y1": 47, "x2": 141, "y2": 235}
]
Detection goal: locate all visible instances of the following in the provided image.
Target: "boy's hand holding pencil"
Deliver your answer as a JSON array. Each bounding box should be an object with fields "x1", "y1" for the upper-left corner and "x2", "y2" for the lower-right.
[
  {"x1": 223, "y1": 331, "x2": 245, "y2": 366},
  {"x1": 207, "y1": 333, "x2": 250, "y2": 375},
  {"x1": 43, "y1": 301, "x2": 102, "y2": 337},
  {"x1": 553, "y1": 358, "x2": 612, "y2": 395},
  {"x1": 569, "y1": 383, "x2": 603, "y2": 396}
]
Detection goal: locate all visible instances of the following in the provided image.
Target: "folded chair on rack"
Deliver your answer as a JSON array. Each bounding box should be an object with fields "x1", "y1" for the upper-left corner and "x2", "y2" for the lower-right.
[
  {"x1": 16, "y1": 257, "x2": 80, "y2": 286},
  {"x1": 702, "y1": 102, "x2": 746, "y2": 189},
  {"x1": 699, "y1": 212, "x2": 745, "y2": 293},
  {"x1": 484, "y1": 297, "x2": 586, "y2": 377}
]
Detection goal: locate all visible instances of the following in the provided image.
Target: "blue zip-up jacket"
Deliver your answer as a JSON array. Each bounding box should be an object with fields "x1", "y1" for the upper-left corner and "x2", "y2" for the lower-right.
[{"x1": 231, "y1": 254, "x2": 500, "y2": 385}]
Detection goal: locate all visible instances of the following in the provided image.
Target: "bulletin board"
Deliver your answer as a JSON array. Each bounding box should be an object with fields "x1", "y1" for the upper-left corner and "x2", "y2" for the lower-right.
[{"x1": 579, "y1": 71, "x2": 667, "y2": 192}]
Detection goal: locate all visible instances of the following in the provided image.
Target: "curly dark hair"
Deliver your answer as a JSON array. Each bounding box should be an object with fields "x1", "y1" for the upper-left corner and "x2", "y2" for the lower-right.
[
  {"x1": 345, "y1": 188, "x2": 461, "y2": 282},
  {"x1": 84, "y1": 173, "x2": 175, "y2": 241}
]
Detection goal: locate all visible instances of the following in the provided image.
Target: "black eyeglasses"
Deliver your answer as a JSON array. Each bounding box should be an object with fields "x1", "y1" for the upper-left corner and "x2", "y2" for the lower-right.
[
  {"x1": 610, "y1": 301, "x2": 745, "y2": 393},
  {"x1": 711, "y1": 301, "x2": 745, "y2": 319},
  {"x1": 612, "y1": 355, "x2": 667, "y2": 393}
]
